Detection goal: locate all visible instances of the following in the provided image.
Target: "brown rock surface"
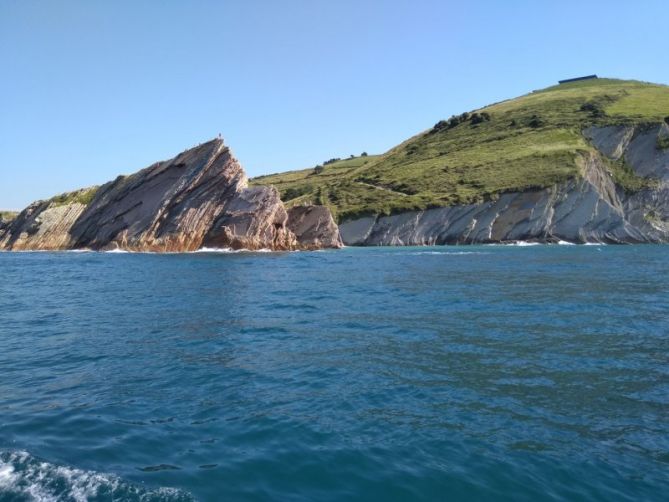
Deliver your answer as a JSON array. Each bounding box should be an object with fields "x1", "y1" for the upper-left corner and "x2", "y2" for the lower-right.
[
  {"x1": 0, "y1": 199, "x2": 88, "y2": 251},
  {"x1": 0, "y1": 139, "x2": 341, "y2": 252},
  {"x1": 287, "y1": 205, "x2": 343, "y2": 249}
]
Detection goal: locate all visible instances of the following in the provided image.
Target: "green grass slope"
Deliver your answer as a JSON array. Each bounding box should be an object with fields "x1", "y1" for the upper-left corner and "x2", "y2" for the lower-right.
[{"x1": 251, "y1": 78, "x2": 669, "y2": 222}]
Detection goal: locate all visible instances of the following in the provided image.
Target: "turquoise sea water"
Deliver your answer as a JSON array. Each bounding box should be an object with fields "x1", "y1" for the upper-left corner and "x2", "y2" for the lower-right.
[{"x1": 0, "y1": 246, "x2": 668, "y2": 501}]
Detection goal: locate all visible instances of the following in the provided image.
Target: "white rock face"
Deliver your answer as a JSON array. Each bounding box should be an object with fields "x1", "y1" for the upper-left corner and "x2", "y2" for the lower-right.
[{"x1": 341, "y1": 124, "x2": 669, "y2": 245}]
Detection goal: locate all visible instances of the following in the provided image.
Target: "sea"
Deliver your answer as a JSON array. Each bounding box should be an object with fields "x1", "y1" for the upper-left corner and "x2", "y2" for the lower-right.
[{"x1": 0, "y1": 245, "x2": 667, "y2": 501}]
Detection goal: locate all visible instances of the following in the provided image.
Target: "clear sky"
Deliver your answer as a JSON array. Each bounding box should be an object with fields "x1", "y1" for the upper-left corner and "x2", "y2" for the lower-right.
[{"x1": 1, "y1": 0, "x2": 668, "y2": 210}]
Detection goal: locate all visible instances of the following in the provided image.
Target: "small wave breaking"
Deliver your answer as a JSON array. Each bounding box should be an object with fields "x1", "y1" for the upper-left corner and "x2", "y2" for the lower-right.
[
  {"x1": 0, "y1": 450, "x2": 193, "y2": 502},
  {"x1": 193, "y1": 247, "x2": 275, "y2": 254},
  {"x1": 405, "y1": 251, "x2": 490, "y2": 256}
]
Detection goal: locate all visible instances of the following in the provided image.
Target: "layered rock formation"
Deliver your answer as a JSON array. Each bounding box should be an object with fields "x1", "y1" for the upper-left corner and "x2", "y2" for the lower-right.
[
  {"x1": 0, "y1": 139, "x2": 342, "y2": 252},
  {"x1": 5, "y1": 125, "x2": 668, "y2": 250},
  {"x1": 286, "y1": 206, "x2": 342, "y2": 249},
  {"x1": 340, "y1": 124, "x2": 669, "y2": 245}
]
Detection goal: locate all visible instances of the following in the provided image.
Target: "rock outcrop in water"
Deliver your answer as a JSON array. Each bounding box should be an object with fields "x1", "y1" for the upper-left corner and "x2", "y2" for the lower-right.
[
  {"x1": 0, "y1": 139, "x2": 342, "y2": 252},
  {"x1": 286, "y1": 206, "x2": 343, "y2": 250},
  {"x1": 340, "y1": 124, "x2": 669, "y2": 245}
]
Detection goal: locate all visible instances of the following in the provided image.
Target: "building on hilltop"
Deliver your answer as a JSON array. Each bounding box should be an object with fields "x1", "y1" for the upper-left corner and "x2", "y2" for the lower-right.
[{"x1": 558, "y1": 75, "x2": 598, "y2": 84}]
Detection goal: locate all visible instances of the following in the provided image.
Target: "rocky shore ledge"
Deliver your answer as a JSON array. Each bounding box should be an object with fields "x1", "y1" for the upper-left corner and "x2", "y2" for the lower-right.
[{"x1": 0, "y1": 139, "x2": 342, "y2": 252}]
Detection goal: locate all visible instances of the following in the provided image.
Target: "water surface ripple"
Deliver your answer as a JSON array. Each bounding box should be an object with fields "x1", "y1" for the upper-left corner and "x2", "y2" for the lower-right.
[{"x1": 0, "y1": 246, "x2": 668, "y2": 500}]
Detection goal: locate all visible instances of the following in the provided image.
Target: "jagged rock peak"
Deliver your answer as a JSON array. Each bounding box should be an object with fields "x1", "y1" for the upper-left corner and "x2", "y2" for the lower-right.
[{"x1": 1, "y1": 139, "x2": 342, "y2": 252}]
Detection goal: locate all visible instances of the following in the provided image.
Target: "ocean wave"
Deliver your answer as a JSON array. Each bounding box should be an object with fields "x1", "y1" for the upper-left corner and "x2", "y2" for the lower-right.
[
  {"x1": 0, "y1": 450, "x2": 193, "y2": 502},
  {"x1": 510, "y1": 241, "x2": 541, "y2": 246},
  {"x1": 405, "y1": 251, "x2": 489, "y2": 256},
  {"x1": 483, "y1": 241, "x2": 542, "y2": 247},
  {"x1": 193, "y1": 247, "x2": 279, "y2": 253},
  {"x1": 190, "y1": 247, "x2": 237, "y2": 253}
]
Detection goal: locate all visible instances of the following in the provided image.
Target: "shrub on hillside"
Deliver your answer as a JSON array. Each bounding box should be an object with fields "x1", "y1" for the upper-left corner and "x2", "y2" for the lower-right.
[
  {"x1": 580, "y1": 101, "x2": 606, "y2": 118},
  {"x1": 406, "y1": 144, "x2": 419, "y2": 155},
  {"x1": 313, "y1": 165, "x2": 324, "y2": 175},
  {"x1": 283, "y1": 186, "x2": 311, "y2": 201},
  {"x1": 434, "y1": 110, "x2": 491, "y2": 131},
  {"x1": 657, "y1": 136, "x2": 669, "y2": 150},
  {"x1": 470, "y1": 112, "x2": 491, "y2": 125},
  {"x1": 528, "y1": 115, "x2": 544, "y2": 128}
]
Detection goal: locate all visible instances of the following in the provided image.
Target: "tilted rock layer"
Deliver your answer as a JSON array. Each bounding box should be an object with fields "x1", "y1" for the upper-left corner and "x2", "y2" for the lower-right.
[
  {"x1": 4, "y1": 125, "x2": 668, "y2": 250},
  {"x1": 340, "y1": 124, "x2": 669, "y2": 245},
  {"x1": 0, "y1": 139, "x2": 342, "y2": 252}
]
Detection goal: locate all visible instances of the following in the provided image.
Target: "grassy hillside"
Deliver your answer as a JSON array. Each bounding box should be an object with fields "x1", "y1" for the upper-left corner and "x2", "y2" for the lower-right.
[{"x1": 252, "y1": 78, "x2": 669, "y2": 222}]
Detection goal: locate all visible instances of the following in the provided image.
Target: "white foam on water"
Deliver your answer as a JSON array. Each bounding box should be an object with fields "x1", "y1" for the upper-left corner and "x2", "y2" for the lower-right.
[
  {"x1": 509, "y1": 241, "x2": 541, "y2": 246},
  {"x1": 556, "y1": 240, "x2": 576, "y2": 245},
  {"x1": 406, "y1": 251, "x2": 489, "y2": 256},
  {"x1": 483, "y1": 241, "x2": 542, "y2": 247},
  {"x1": 192, "y1": 247, "x2": 237, "y2": 253},
  {"x1": 193, "y1": 247, "x2": 283, "y2": 254},
  {"x1": 0, "y1": 450, "x2": 193, "y2": 502}
]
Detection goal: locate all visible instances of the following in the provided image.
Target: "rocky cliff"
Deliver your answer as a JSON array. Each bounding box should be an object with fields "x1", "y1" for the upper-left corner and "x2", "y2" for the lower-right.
[
  {"x1": 4, "y1": 124, "x2": 668, "y2": 250},
  {"x1": 0, "y1": 139, "x2": 342, "y2": 252},
  {"x1": 340, "y1": 124, "x2": 669, "y2": 245}
]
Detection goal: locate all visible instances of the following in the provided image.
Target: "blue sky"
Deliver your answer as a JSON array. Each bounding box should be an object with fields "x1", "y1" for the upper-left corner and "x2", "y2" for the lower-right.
[{"x1": 1, "y1": 0, "x2": 668, "y2": 210}]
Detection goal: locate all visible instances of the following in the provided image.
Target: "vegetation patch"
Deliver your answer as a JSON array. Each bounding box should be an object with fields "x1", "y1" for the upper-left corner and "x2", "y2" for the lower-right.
[
  {"x1": 657, "y1": 135, "x2": 669, "y2": 150},
  {"x1": 601, "y1": 157, "x2": 657, "y2": 193},
  {"x1": 49, "y1": 186, "x2": 99, "y2": 208},
  {"x1": 0, "y1": 211, "x2": 18, "y2": 222},
  {"x1": 252, "y1": 79, "x2": 669, "y2": 222}
]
